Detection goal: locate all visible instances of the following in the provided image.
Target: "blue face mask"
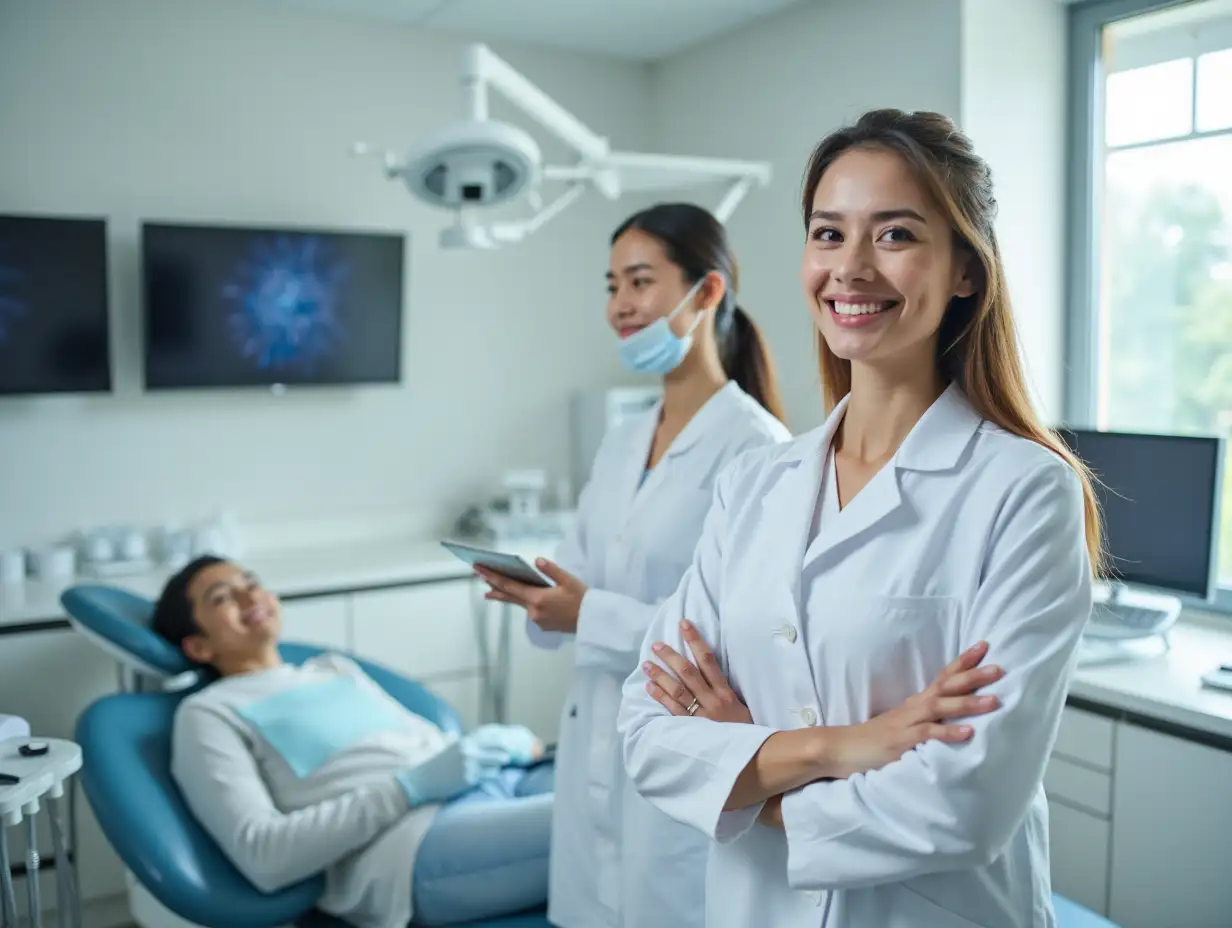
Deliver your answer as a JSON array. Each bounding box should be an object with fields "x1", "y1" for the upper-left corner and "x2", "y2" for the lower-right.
[{"x1": 617, "y1": 278, "x2": 707, "y2": 375}]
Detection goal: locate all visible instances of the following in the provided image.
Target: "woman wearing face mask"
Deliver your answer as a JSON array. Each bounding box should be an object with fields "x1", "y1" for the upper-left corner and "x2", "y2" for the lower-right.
[{"x1": 474, "y1": 202, "x2": 791, "y2": 928}]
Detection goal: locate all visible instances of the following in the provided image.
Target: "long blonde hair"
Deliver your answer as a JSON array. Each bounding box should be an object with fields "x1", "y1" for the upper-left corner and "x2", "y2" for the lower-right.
[{"x1": 800, "y1": 109, "x2": 1105, "y2": 575}]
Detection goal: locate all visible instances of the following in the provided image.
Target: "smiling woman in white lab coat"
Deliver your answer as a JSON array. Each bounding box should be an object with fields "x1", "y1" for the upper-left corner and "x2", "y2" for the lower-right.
[
  {"x1": 475, "y1": 202, "x2": 792, "y2": 928},
  {"x1": 617, "y1": 109, "x2": 1107, "y2": 928}
]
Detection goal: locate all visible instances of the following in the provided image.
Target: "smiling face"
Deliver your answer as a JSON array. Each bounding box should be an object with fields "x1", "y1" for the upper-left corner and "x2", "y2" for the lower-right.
[
  {"x1": 181, "y1": 560, "x2": 282, "y2": 670},
  {"x1": 606, "y1": 228, "x2": 709, "y2": 341},
  {"x1": 802, "y1": 146, "x2": 977, "y2": 372}
]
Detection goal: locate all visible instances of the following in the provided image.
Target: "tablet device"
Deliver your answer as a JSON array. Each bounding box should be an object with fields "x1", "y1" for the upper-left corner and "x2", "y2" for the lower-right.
[{"x1": 441, "y1": 540, "x2": 554, "y2": 588}]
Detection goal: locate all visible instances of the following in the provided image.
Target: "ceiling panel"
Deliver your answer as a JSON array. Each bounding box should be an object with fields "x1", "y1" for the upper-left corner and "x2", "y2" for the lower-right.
[
  {"x1": 241, "y1": 0, "x2": 449, "y2": 24},
  {"x1": 423, "y1": 0, "x2": 805, "y2": 60},
  {"x1": 233, "y1": 0, "x2": 807, "y2": 61}
]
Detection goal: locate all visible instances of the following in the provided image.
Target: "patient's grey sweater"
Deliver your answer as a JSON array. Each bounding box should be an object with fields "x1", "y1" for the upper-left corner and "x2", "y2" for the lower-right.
[{"x1": 170, "y1": 653, "x2": 453, "y2": 928}]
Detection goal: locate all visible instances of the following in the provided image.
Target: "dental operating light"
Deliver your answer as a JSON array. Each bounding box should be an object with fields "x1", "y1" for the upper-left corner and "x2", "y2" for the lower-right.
[{"x1": 352, "y1": 44, "x2": 772, "y2": 249}]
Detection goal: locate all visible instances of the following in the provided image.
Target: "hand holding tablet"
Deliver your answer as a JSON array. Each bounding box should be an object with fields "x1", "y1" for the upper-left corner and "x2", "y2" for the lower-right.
[
  {"x1": 440, "y1": 540, "x2": 555, "y2": 587},
  {"x1": 442, "y1": 540, "x2": 582, "y2": 644}
]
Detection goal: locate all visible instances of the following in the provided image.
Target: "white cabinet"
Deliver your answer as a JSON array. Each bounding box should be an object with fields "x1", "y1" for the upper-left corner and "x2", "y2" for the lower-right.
[
  {"x1": 498, "y1": 601, "x2": 575, "y2": 743},
  {"x1": 350, "y1": 581, "x2": 489, "y2": 735},
  {"x1": 351, "y1": 580, "x2": 479, "y2": 679},
  {"x1": 1052, "y1": 705, "x2": 1115, "y2": 770},
  {"x1": 280, "y1": 595, "x2": 351, "y2": 651},
  {"x1": 1108, "y1": 723, "x2": 1232, "y2": 928},
  {"x1": 419, "y1": 673, "x2": 483, "y2": 731},
  {"x1": 483, "y1": 540, "x2": 576, "y2": 742},
  {"x1": 1046, "y1": 707, "x2": 1116, "y2": 915},
  {"x1": 1047, "y1": 799, "x2": 1111, "y2": 914}
]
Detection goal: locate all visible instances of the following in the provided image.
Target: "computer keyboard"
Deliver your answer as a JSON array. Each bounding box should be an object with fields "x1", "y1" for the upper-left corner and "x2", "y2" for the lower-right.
[{"x1": 1084, "y1": 600, "x2": 1179, "y2": 640}]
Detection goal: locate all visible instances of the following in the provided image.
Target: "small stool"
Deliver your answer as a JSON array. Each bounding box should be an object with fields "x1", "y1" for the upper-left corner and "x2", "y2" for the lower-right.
[{"x1": 0, "y1": 737, "x2": 83, "y2": 928}]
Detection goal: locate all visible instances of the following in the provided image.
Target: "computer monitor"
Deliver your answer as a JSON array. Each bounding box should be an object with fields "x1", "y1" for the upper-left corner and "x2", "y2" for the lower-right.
[
  {"x1": 141, "y1": 221, "x2": 405, "y2": 390},
  {"x1": 0, "y1": 214, "x2": 111, "y2": 396},
  {"x1": 1057, "y1": 428, "x2": 1225, "y2": 601}
]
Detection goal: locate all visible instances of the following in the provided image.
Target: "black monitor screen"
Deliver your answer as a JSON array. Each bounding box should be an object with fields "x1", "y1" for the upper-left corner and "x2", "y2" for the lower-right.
[
  {"x1": 142, "y1": 222, "x2": 405, "y2": 389},
  {"x1": 0, "y1": 215, "x2": 111, "y2": 396},
  {"x1": 1057, "y1": 428, "x2": 1223, "y2": 599}
]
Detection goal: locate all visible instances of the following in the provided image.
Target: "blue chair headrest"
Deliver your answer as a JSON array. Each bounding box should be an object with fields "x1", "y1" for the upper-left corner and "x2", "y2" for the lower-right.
[{"x1": 61, "y1": 584, "x2": 196, "y2": 679}]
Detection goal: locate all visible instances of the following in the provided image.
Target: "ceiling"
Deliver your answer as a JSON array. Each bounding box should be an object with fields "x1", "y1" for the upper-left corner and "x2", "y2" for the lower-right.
[{"x1": 243, "y1": 0, "x2": 809, "y2": 61}]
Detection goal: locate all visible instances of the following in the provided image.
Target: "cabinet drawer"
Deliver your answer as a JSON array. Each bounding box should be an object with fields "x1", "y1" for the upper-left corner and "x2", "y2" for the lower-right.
[
  {"x1": 420, "y1": 672, "x2": 483, "y2": 732},
  {"x1": 1048, "y1": 798, "x2": 1111, "y2": 915},
  {"x1": 1109, "y1": 723, "x2": 1232, "y2": 928},
  {"x1": 281, "y1": 595, "x2": 351, "y2": 652},
  {"x1": 1053, "y1": 706, "x2": 1114, "y2": 771},
  {"x1": 1045, "y1": 754, "x2": 1112, "y2": 817},
  {"x1": 351, "y1": 580, "x2": 479, "y2": 679}
]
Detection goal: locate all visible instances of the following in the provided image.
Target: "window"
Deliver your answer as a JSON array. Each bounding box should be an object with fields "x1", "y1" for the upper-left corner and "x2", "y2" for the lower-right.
[{"x1": 1068, "y1": 0, "x2": 1232, "y2": 604}]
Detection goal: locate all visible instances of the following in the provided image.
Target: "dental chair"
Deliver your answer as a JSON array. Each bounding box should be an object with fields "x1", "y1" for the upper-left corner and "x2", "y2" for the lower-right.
[{"x1": 60, "y1": 584, "x2": 551, "y2": 928}]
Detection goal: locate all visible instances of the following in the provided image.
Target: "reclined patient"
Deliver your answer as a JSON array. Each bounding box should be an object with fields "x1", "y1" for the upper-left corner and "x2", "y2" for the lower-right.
[{"x1": 153, "y1": 555, "x2": 554, "y2": 928}]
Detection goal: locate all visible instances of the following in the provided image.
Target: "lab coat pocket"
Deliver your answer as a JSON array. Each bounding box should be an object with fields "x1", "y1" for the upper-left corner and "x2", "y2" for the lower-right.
[{"x1": 824, "y1": 594, "x2": 961, "y2": 715}]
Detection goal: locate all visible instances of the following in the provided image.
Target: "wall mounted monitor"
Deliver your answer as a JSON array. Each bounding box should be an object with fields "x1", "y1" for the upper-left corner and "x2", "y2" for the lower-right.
[
  {"x1": 0, "y1": 214, "x2": 111, "y2": 396},
  {"x1": 141, "y1": 221, "x2": 405, "y2": 390}
]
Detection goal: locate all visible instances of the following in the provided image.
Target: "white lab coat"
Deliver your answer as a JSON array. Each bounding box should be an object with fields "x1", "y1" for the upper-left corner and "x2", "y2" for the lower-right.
[
  {"x1": 534, "y1": 382, "x2": 791, "y2": 928},
  {"x1": 618, "y1": 383, "x2": 1093, "y2": 928}
]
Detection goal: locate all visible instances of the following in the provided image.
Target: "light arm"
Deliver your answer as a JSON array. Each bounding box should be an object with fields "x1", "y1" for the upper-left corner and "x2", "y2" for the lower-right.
[
  {"x1": 778, "y1": 461, "x2": 1093, "y2": 890},
  {"x1": 465, "y1": 44, "x2": 609, "y2": 161}
]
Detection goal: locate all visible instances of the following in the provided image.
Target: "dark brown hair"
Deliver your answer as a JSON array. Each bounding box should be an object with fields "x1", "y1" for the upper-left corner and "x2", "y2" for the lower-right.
[{"x1": 151, "y1": 554, "x2": 225, "y2": 653}]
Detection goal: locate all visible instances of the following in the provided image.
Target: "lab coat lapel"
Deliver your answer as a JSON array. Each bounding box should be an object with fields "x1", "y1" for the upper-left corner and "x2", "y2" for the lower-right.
[
  {"x1": 758, "y1": 397, "x2": 848, "y2": 614},
  {"x1": 629, "y1": 383, "x2": 732, "y2": 513},
  {"x1": 619, "y1": 401, "x2": 662, "y2": 513},
  {"x1": 805, "y1": 459, "x2": 905, "y2": 564},
  {"x1": 804, "y1": 382, "x2": 984, "y2": 564}
]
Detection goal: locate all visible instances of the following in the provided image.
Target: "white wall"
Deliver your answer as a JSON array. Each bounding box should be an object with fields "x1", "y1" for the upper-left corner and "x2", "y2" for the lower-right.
[
  {"x1": 0, "y1": 0, "x2": 652, "y2": 550},
  {"x1": 0, "y1": 0, "x2": 1071, "y2": 553},
  {"x1": 649, "y1": 0, "x2": 965, "y2": 433},
  {"x1": 961, "y1": 0, "x2": 1069, "y2": 424}
]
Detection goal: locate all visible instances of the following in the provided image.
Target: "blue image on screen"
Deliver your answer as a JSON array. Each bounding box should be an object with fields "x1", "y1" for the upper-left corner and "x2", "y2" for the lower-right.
[
  {"x1": 0, "y1": 249, "x2": 27, "y2": 345},
  {"x1": 221, "y1": 234, "x2": 348, "y2": 372}
]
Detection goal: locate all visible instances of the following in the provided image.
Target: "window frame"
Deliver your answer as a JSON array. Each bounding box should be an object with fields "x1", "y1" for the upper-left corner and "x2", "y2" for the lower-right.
[{"x1": 1065, "y1": 0, "x2": 1232, "y2": 614}]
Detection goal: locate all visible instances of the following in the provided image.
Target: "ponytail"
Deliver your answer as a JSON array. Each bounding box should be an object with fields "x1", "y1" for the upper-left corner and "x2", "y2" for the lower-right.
[{"x1": 720, "y1": 304, "x2": 787, "y2": 426}]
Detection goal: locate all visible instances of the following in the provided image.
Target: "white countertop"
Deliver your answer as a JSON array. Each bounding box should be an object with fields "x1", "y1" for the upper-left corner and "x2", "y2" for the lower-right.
[
  {"x1": 1069, "y1": 617, "x2": 1232, "y2": 740},
  {"x1": 0, "y1": 537, "x2": 477, "y2": 628},
  {"x1": 5, "y1": 535, "x2": 1232, "y2": 743}
]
